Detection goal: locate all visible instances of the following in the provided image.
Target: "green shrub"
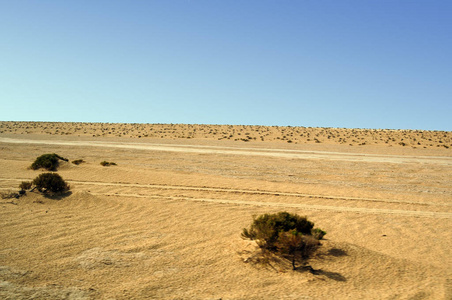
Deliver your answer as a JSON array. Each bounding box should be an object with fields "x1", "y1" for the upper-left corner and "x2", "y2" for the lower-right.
[
  {"x1": 241, "y1": 212, "x2": 325, "y2": 270},
  {"x1": 100, "y1": 161, "x2": 117, "y2": 166},
  {"x1": 19, "y1": 181, "x2": 32, "y2": 191},
  {"x1": 32, "y1": 173, "x2": 70, "y2": 194},
  {"x1": 31, "y1": 153, "x2": 68, "y2": 171},
  {"x1": 241, "y1": 212, "x2": 315, "y2": 250}
]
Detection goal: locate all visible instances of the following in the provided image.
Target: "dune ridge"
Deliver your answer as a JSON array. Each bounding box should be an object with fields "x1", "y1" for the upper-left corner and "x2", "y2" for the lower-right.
[{"x1": 1, "y1": 121, "x2": 450, "y2": 149}]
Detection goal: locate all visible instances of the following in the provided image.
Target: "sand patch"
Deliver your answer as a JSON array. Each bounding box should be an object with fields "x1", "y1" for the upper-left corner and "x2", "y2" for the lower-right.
[{"x1": 0, "y1": 126, "x2": 450, "y2": 299}]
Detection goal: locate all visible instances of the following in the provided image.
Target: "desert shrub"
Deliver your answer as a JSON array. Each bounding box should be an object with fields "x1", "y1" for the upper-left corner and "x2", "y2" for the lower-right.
[
  {"x1": 242, "y1": 212, "x2": 316, "y2": 250},
  {"x1": 31, "y1": 153, "x2": 68, "y2": 171},
  {"x1": 32, "y1": 173, "x2": 70, "y2": 194},
  {"x1": 19, "y1": 181, "x2": 32, "y2": 191},
  {"x1": 72, "y1": 159, "x2": 85, "y2": 165},
  {"x1": 100, "y1": 161, "x2": 117, "y2": 166},
  {"x1": 242, "y1": 212, "x2": 325, "y2": 270}
]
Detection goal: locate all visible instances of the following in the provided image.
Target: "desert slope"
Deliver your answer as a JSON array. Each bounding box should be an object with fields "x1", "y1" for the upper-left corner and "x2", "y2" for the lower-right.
[
  {"x1": 1, "y1": 123, "x2": 451, "y2": 299},
  {"x1": 1, "y1": 121, "x2": 451, "y2": 149}
]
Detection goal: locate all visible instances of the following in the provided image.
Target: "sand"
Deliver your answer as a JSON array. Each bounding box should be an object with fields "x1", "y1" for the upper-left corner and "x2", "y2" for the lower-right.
[{"x1": 0, "y1": 122, "x2": 451, "y2": 299}]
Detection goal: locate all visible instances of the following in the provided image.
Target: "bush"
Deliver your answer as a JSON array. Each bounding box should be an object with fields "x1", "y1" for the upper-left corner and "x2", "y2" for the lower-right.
[
  {"x1": 19, "y1": 181, "x2": 32, "y2": 191},
  {"x1": 241, "y1": 212, "x2": 316, "y2": 250},
  {"x1": 31, "y1": 153, "x2": 68, "y2": 171},
  {"x1": 32, "y1": 173, "x2": 70, "y2": 194},
  {"x1": 241, "y1": 212, "x2": 326, "y2": 270},
  {"x1": 100, "y1": 161, "x2": 117, "y2": 166}
]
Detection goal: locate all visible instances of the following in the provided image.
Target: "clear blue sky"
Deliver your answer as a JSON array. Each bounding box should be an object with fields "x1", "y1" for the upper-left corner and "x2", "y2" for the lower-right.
[{"x1": 1, "y1": 1, "x2": 451, "y2": 130}]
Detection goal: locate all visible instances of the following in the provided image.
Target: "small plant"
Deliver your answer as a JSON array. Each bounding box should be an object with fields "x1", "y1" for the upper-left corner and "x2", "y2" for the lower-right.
[
  {"x1": 19, "y1": 181, "x2": 32, "y2": 191},
  {"x1": 100, "y1": 161, "x2": 117, "y2": 166},
  {"x1": 32, "y1": 173, "x2": 70, "y2": 194},
  {"x1": 72, "y1": 159, "x2": 85, "y2": 165},
  {"x1": 242, "y1": 212, "x2": 325, "y2": 270},
  {"x1": 31, "y1": 153, "x2": 68, "y2": 171}
]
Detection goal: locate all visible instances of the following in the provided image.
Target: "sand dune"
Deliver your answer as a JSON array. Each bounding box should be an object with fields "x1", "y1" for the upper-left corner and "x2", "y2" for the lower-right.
[
  {"x1": 1, "y1": 121, "x2": 451, "y2": 149},
  {"x1": 1, "y1": 122, "x2": 451, "y2": 299}
]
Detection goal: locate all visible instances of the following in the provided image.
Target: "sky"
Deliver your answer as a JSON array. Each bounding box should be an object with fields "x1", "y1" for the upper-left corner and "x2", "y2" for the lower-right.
[{"x1": 0, "y1": 1, "x2": 451, "y2": 131}]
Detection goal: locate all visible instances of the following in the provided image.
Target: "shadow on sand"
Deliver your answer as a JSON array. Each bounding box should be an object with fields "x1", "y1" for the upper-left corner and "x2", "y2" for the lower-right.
[{"x1": 43, "y1": 191, "x2": 73, "y2": 200}]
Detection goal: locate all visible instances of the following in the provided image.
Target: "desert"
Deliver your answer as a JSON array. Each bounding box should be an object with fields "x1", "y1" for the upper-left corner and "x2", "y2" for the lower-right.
[{"x1": 0, "y1": 121, "x2": 451, "y2": 299}]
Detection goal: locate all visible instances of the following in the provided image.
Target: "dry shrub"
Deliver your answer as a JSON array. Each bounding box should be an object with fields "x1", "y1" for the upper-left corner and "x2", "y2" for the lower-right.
[
  {"x1": 242, "y1": 212, "x2": 325, "y2": 270},
  {"x1": 32, "y1": 173, "x2": 70, "y2": 195},
  {"x1": 19, "y1": 181, "x2": 32, "y2": 191},
  {"x1": 31, "y1": 153, "x2": 68, "y2": 171}
]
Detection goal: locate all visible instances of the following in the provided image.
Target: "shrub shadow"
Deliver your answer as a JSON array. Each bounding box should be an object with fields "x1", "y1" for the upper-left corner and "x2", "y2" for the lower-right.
[
  {"x1": 43, "y1": 191, "x2": 73, "y2": 200},
  {"x1": 327, "y1": 248, "x2": 348, "y2": 257},
  {"x1": 242, "y1": 250, "x2": 347, "y2": 282},
  {"x1": 291, "y1": 247, "x2": 348, "y2": 281},
  {"x1": 311, "y1": 269, "x2": 347, "y2": 281}
]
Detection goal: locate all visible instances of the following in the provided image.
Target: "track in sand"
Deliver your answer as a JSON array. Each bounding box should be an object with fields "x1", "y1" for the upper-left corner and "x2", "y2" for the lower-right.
[
  {"x1": 1, "y1": 178, "x2": 450, "y2": 219},
  {"x1": 1, "y1": 137, "x2": 451, "y2": 165}
]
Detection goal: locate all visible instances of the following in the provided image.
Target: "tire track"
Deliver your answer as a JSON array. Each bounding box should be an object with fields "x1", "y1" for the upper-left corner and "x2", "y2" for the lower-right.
[
  {"x1": 1, "y1": 178, "x2": 449, "y2": 207},
  {"x1": 1, "y1": 137, "x2": 451, "y2": 165},
  {"x1": 0, "y1": 178, "x2": 452, "y2": 219},
  {"x1": 91, "y1": 192, "x2": 452, "y2": 219},
  {"x1": 71, "y1": 180, "x2": 452, "y2": 207},
  {"x1": 2, "y1": 178, "x2": 450, "y2": 218}
]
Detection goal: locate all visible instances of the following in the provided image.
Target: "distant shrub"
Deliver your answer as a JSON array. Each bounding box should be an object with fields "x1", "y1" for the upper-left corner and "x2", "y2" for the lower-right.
[
  {"x1": 241, "y1": 212, "x2": 325, "y2": 270},
  {"x1": 31, "y1": 153, "x2": 68, "y2": 171},
  {"x1": 100, "y1": 161, "x2": 117, "y2": 166},
  {"x1": 19, "y1": 181, "x2": 32, "y2": 191},
  {"x1": 72, "y1": 159, "x2": 85, "y2": 165},
  {"x1": 32, "y1": 173, "x2": 70, "y2": 194}
]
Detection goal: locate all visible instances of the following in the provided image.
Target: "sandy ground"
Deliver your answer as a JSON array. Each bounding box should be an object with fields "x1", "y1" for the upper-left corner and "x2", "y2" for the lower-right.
[{"x1": 0, "y1": 122, "x2": 451, "y2": 299}]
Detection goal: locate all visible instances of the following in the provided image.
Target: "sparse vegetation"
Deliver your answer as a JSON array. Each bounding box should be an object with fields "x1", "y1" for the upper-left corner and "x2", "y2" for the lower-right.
[
  {"x1": 242, "y1": 212, "x2": 325, "y2": 270},
  {"x1": 1, "y1": 122, "x2": 451, "y2": 149},
  {"x1": 100, "y1": 161, "x2": 117, "y2": 166},
  {"x1": 32, "y1": 173, "x2": 70, "y2": 194},
  {"x1": 31, "y1": 153, "x2": 68, "y2": 171},
  {"x1": 1, "y1": 190, "x2": 20, "y2": 199}
]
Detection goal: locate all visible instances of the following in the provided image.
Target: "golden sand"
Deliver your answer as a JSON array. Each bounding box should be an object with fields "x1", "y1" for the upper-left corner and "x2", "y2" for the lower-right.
[{"x1": 1, "y1": 122, "x2": 451, "y2": 299}]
